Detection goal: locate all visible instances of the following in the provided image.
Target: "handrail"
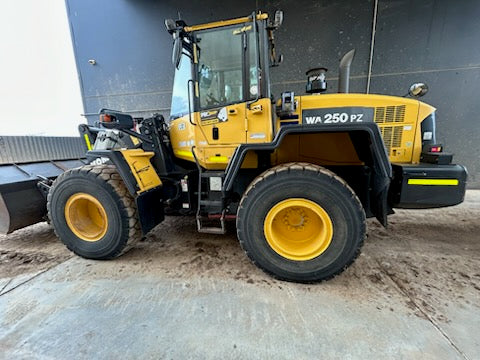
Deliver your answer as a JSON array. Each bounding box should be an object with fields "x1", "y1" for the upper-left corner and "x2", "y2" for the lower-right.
[
  {"x1": 246, "y1": 11, "x2": 260, "y2": 109},
  {"x1": 187, "y1": 79, "x2": 196, "y2": 126}
]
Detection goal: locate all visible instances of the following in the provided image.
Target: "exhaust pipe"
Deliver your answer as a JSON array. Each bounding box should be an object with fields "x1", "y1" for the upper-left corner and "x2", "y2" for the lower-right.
[{"x1": 338, "y1": 49, "x2": 355, "y2": 93}]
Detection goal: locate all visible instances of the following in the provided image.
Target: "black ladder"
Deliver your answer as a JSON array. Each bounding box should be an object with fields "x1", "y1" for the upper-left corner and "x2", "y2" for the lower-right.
[{"x1": 196, "y1": 170, "x2": 227, "y2": 234}]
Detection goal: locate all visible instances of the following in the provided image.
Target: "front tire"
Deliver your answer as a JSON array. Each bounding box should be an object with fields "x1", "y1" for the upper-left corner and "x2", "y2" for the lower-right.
[
  {"x1": 237, "y1": 162, "x2": 365, "y2": 282},
  {"x1": 47, "y1": 165, "x2": 141, "y2": 259}
]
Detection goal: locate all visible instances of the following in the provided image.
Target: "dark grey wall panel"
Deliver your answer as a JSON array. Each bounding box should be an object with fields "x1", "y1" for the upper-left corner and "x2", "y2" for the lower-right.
[
  {"x1": 371, "y1": 0, "x2": 480, "y2": 187},
  {"x1": 66, "y1": 0, "x2": 257, "y2": 122},
  {"x1": 67, "y1": 0, "x2": 173, "y2": 121},
  {"x1": 67, "y1": 0, "x2": 368, "y2": 119},
  {"x1": 66, "y1": 0, "x2": 480, "y2": 187},
  {"x1": 370, "y1": 70, "x2": 480, "y2": 187},
  {"x1": 374, "y1": 0, "x2": 480, "y2": 73},
  {"x1": 262, "y1": 0, "x2": 373, "y2": 95}
]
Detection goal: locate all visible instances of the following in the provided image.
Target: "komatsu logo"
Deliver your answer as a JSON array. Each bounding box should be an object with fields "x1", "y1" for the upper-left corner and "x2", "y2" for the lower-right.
[{"x1": 90, "y1": 157, "x2": 109, "y2": 165}]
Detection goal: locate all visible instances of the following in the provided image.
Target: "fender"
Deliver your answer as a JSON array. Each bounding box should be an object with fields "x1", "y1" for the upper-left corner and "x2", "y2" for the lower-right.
[
  {"x1": 87, "y1": 150, "x2": 138, "y2": 195},
  {"x1": 224, "y1": 122, "x2": 392, "y2": 226},
  {"x1": 87, "y1": 149, "x2": 164, "y2": 234}
]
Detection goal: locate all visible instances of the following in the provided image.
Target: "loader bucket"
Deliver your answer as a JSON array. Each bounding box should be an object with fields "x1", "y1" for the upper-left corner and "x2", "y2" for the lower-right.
[
  {"x1": 0, "y1": 159, "x2": 88, "y2": 234},
  {"x1": 0, "y1": 135, "x2": 88, "y2": 234},
  {"x1": 0, "y1": 179, "x2": 47, "y2": 234}
]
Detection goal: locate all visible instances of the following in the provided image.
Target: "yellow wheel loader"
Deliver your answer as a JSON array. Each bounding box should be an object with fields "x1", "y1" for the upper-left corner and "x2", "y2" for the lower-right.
[{"x1": 7, "y1": 11, "x2": 468, "y2": 282}]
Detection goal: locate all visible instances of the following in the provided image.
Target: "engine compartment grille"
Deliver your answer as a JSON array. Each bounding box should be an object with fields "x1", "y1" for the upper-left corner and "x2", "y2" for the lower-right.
[
  {"x1": 374, "y1": 105, "x2": 406, "y2": 123},
  {"x1": 380, "y1": 126, "x2": 403, "y2": 152},
  {"x1": 374, "y1": 105, "x2": 406, "y2": 155}
]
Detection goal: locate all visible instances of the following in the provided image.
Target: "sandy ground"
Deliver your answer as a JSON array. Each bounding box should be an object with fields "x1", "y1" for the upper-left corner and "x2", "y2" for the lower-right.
[
  {"x1": 1, "y1": 191, "x2": 479, "y2": 317},
  {"x1": 0, "y1": 191, "x2": 479, "y2": 358}
]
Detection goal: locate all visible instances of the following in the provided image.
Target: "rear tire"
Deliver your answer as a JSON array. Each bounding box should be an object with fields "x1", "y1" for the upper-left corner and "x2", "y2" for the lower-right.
[
  {"x1": 47, "y1": 165, "x2": 141, "y2": 259},
  {"x1": 237, "y1": 162, "x2": 365, "y2": 282}
]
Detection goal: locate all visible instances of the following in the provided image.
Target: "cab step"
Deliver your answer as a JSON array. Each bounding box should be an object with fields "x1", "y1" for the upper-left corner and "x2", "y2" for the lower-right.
[
  {"x1": 199, "y1": 200, "x2": 223, "y2": 207},
  {"x1": 196, "y1": 213, "x2": 226, "y2": 234},
  {"x1": 195, "y1": 168, "x2": 227, "y2": 234}
]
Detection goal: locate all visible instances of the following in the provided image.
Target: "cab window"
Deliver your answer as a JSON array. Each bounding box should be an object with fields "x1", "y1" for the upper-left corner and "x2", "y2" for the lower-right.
[
  {"x1": 197, "y1": 25, "x2": 247, "y2": 109},
  {"x1": 170, "y1": 54, "x2": 193, "y2": 120}
]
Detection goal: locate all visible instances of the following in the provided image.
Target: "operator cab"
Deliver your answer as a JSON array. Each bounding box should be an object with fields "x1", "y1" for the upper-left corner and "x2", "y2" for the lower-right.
[{"x1": 167, "y1": 12, "x2": 282, "y2": 122}]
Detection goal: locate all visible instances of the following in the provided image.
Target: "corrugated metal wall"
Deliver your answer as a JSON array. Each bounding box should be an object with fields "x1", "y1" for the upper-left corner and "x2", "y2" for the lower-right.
[
  {"x1": 65, "y1": 0, "x2": 480, "y2": 187},
  {"x1": 0, "y1": 136, "x2": 86, "y2": 164}
]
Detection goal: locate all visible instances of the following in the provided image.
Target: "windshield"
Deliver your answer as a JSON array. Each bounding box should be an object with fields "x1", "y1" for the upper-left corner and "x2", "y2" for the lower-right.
[
  {"x1": 170, "y1": 54, "x2": 193, "y2": 120},
  {"x1": 170, "y1": 22, "x2": 260, "y2": 117}
]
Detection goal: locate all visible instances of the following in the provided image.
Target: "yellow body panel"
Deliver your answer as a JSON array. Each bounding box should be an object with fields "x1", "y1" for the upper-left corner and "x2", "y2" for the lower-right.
[
  {"x1": 119, "y1": 149, "x2": 162, "y2": 193},
  {"x1": 275, "y1": 93, "x2": 435, "y2": 164},
  {"x1": 170, "y1": 94, "x2": 435, "y2": 170},
  {"x1": 412, "y1": 101, "x2": 436, "y2": 164},
  {"x1": 291, "y1": 94, "x2": 431, "y2": 164},
  {"x1": 169, "y1": 114, "x2": 197, "y2": 162},
  {"x1": 170, "y1": 98, "x2": 271, "y2": 169},
  {"x1": 196, "y1": 104, "x2": 247, "y2": 145},
  {"x1": 246, "y1": 98, "x2": 274, "y2": 144},
  {"x1": 200, "y1": 147, "x2": 235, "y2": 168}
]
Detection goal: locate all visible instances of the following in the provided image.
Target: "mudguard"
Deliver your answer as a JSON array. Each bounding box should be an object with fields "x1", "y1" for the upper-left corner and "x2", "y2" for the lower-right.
[
  {"x1": 87, "y1": 149, "x2": 164, "y2": 234},
  {"x1": 223, "y1": 122, "x2": 392, "y2": 226}
]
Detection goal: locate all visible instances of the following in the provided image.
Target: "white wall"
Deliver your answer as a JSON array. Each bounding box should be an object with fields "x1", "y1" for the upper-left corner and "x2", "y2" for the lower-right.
[{"x1": 0, "y1": 1, "x2": 84, "y2": 136}]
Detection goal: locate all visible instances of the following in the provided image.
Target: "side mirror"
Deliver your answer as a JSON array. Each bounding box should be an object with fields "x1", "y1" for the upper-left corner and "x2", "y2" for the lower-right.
[
  {"x1": 277, "y1": 54, "x2": 284, "y2": 65},
  {"x1": 172, "y1": 32, "x2": 182, "y2": 69},
  {"x1": 273, "y1": 10, "x2": 283, "y2": 28},
  {"x1": 99, "y1": 109, "x2": 134, "y2": 130},
  {"x1": 408, "y1": 83, "x2": 429, "y2": 98},
  {"x1": 271, "y1": 54, "x2": 283, "y2": 67}
]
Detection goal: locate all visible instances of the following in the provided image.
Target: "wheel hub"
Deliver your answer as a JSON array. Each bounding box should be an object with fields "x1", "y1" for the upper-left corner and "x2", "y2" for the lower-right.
[
  {"x1": 264, "y1": 198, "x2": 333, "y2": 261},
  {"x1": 64, "y1": 192, "x2": 108, "y2": 242},
  {"x1": 282, "y1": 208, "x2": 309, "y2": 231}
]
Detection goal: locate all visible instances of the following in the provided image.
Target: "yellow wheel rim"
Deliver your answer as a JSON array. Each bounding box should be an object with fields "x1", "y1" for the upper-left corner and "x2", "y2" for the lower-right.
[
  {"x1": 64, "y1": 193, "x2": 108, "y2": 242},
  {"x1": 264, "y1": 198, "x2": 333, "y2": 261}
]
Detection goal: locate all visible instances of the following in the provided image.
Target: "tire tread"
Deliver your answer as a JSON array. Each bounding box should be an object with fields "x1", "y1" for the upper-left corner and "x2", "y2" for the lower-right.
[
  {"x1": 47, "y1": 164, "x2": 141, "y2": 259},
  {"x1": 237, "y1": 162, "x2": 365, "y2": 283}
]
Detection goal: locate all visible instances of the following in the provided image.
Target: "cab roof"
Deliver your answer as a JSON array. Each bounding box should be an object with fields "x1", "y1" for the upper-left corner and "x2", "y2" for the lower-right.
[{"x1": 184, "y1": 13, "x2": 268, "y2": 32}]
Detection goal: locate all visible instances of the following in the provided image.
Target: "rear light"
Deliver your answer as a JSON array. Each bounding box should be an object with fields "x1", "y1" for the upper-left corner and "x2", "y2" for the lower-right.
[
  {"x1": 421, "y1": 144, "x2": 452, "y2": 164},
  {"x1": 429, "y1": 145, "x2": 442, "y2": 153},
  {"x1": 100, "y1": 114, "x2": 112, "y2": 123}
]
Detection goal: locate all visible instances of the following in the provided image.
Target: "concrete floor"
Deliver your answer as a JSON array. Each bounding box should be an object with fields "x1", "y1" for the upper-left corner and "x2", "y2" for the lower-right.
[{"x1": 1, "y1": 191, "x2": 479, "y2": 359}]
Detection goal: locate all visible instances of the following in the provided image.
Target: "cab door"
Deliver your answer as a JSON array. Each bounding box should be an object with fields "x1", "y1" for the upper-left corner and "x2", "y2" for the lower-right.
[
  {"x1": 195, "y1": 24, "x2": 251, "y2": 145},
  {"x1": 195, "y1": 103, "x2": 246, "y2": 145}
]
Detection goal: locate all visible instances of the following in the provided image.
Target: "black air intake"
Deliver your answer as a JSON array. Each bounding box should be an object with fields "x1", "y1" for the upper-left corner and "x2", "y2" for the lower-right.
[{"x1": 338, "y1": 49, "x2": 355, "y2": 93}]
